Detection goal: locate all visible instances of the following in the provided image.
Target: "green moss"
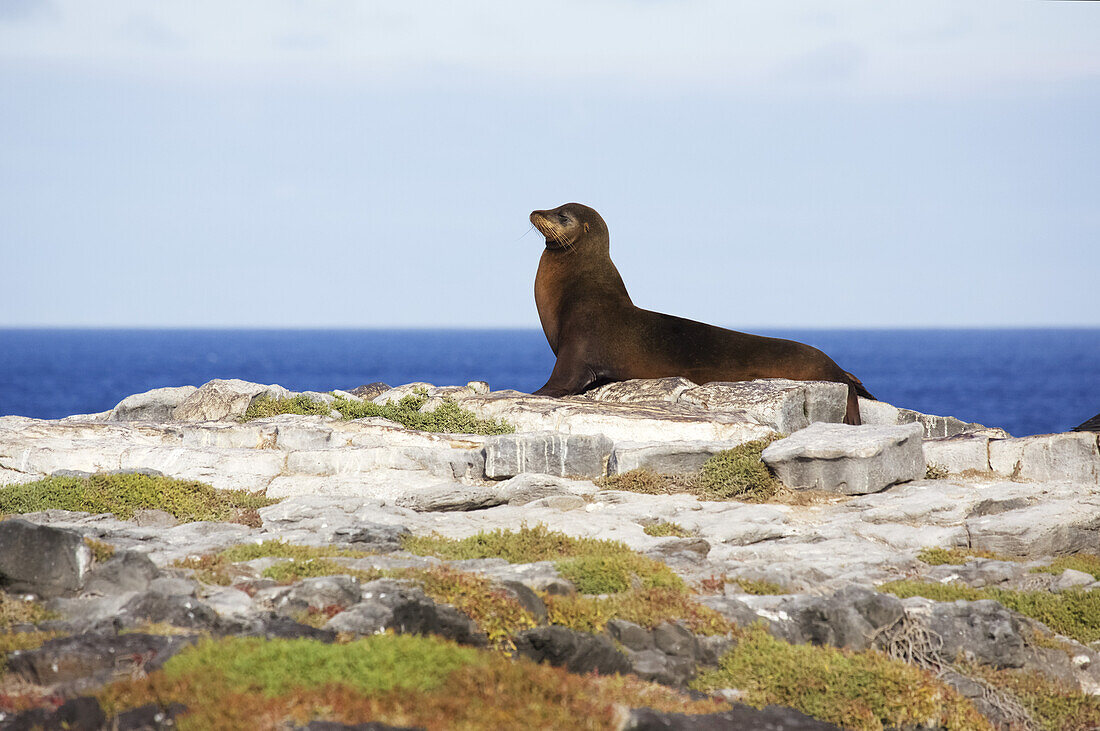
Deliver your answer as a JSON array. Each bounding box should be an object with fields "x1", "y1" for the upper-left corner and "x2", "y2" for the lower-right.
[
  {"x1": 262, "y1": 558, "x2": 380, "y2": 584},
  {"x1": 1032, "y1": 554, "x2": 1100, "y2": 581},
  {"x1": 963, "y1": 663, "x2": 1100, "y2": 731},
  {"x1": 172, "y1": 554, "x2": 232, "y2": 586},
  {"x1": 221, "y1": 540, "x2": 370, "y2": 563},
  {"x1": 402, "y1": 526, "x2": 681, "y2": 596},
  {"x1": 642, "y1": 521, "x2": 694, "y2": 537},
  {"x1": 691, "y1": 626, "x2": 990, "y2": 731},
  {"x1": 402, "y1": 566, "x2": 537, "y2": 645},
  {"x1": 596, "y1": 469, "x2": 676, "y2": 495},
  {"x1": 694, "y1": 436, "x2": 784, "y2": 501},
  {"x1": 556, "y1": 553, "x2": 684, "y2": 595},
  {"x1": 595, "y1": 436, "x2": 784, "y2": 502},
  {"x1": 0, "y1": 592, "x2": 57, "y2": 629},
  {"x1": 544, "y1": 587, "x2": 732, "y2": 636},
  {"x1": 879, "y1": 580, "x2": 1100, "y2": 644},
  {"x1": 84, "y1": 536, "x2": 116, "y2": 563},
  {"x1": 0, "y1": 473, "x2": 279, "y2": 524},
  {"x1": 729, "y1": 578, "x2": 788, "y2": 595},
  {"x1": 916, "y1": 547, "x2": 1009, "y2": 566},
  {"x1": 169, "y1": 635, "x2": 482, "y2": 697},
  {"x1": 241, "y1": 394, "x2": 334, "y2": 419},
  {"x1": 98, "y1": 634, "x2": 727, "y2": 730},
  {"x1": 245, "y1": 392, "x2": 514, "y2": 435}
]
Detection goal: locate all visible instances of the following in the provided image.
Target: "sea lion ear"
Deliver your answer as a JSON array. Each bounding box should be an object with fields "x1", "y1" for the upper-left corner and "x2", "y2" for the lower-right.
[{"x1": 583, "y1": 222, "x2": 590, "y2": 233}]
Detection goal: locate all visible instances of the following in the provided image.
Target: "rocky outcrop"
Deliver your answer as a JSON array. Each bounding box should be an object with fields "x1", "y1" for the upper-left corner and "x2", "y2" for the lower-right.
[
  {"x1": 761, "y1": 423, "x2": 925, "y2": 495},
  {"x1": 4, "y1": 377, "x2": 1100, "y2": 729}
]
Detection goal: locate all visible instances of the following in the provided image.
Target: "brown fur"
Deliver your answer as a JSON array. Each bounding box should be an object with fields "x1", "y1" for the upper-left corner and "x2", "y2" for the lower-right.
[{"x1": 530, "y1": 203, "x2": 873, "y2": 425}]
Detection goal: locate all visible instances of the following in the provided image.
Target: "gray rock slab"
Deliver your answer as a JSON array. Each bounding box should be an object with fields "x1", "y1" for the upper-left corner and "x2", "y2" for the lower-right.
[
  {"x1": 923, "y1": 435, "x2": 993, "y2": 475},
  {"x1": 608, "y1": 440, "x2": 734, "y2": 475},
  {"x1": 859, "y1": 397, "x2": 1009, "y2": 439},
  {"x1": 109, "y1": 386, "x2": 198, "y2": 422},
  {"x1": 679, "y1": 379, "x2": 847, "y2": 433},
  {"x1": 0, "y1": 520, "x2": 92, "y2": 598},
  {"x1": 989, "y1": 432, "x2": 1100, "y2": 484},
  {"x1": 393, "y1": 483, "x2": 510, "y2": 512},
  {"x1": 966, "y1": 493, "x2": 1100, "y2": 556},
  {"x1": 483, "y1": 431, "x2": 612, "y2": 479},
  {"x1": 762, "y1": 422, "x2": 925, "y2": 495}
]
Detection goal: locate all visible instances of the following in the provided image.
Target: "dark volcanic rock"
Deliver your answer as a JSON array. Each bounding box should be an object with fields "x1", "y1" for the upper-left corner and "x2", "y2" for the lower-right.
[
  {"x1": 626, "y1": 705, "x2": 840, "y2": 730},
  {"x1": 774, "y1": 585, "x2": 904, "y2": 651},
  {"x1": 118, "y1": 591, "x2": 220, "y2": 631},
  {"x1": 1, "y1": 696, "x2": 107, "y2": 731},
  {"x1": 513, "y1": 626, "x2": 631, "y2": 675},
  {"x1": 925, "y1": 599, "x2": 1027, "y2": 669},
  {"x1": 0, "y1": 519, "x2": 90, "y2": 598},
  {"x1": 243, "y1": 614, "x2": 337, "y2": 642},
  {"x1": 83, "y1": 550, "x2": 160, "y2": 595},
  {"x1": 113, "y1": 702, "x2": 188, "y2": 730},
  {"x1": 5, "y1": 632, "x2": 196, "y2": 688}
]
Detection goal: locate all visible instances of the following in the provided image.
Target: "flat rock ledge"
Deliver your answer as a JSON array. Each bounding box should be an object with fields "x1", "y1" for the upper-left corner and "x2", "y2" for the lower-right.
[{"x1": 2, "y1": 377, "x2": 1100, "y2": 729}]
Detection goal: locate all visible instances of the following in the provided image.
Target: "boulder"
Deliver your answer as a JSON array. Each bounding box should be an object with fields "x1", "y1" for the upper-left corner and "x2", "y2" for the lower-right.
[
  {"x1": 0, "y1": 520, "x2": 91, "y2": 598},
  {"x1": 82, "y1": 550, "x2": 160, "y2": 595},
  {"x1": 608, "y1": 440, "x2": 735, "y2": 475},
  {"x1": 108, "y1": 386, "x2": 198, "y2": 422},
  {"x1": 762, "y1": 423, "x2": 925, "y2": 495},
  {"x1": 5, "y1": 632, "x2": 196, "y2": 687},
  {"x1": 771, "y1": 586, "x2": 905, "y2": 652},
  {"x1": 965, "y1": 495, "x2": 1100, "y2": 556},
  {"x1": 483, "y1": 432, "x2": 613, "y2": 479},
  {"x1": 346, "y1": 382, "x2": 391, "y2": 400},
  {"x1": 923, "y1": 434, "x2": 993, "y2": 475},
  {"x1": 988, "y1": 432, "x2": 1100, "y2": 484},
  {"x1": 393, "y1": 483, "x2": 509, "y2": 512},
  {"x1": 919, "y1": 599, "x2": 1027, "y2": 669},
  {"x1": 679, "y1": 379, "x2": 847, "y2": 433},
  {"x1": 513, "y1": 626, "x2": 631, "y2": 675},
  {"x1": 172, "y1": 379, "x2": 290, "y2": 422}
]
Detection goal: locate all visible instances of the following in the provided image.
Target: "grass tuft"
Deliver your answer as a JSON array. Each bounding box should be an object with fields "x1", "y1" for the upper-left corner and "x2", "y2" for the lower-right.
[
  {"x1": 97, "y1": 634, "x2": 727, "y2": 730},
  {"x1": 691, "y1": 626, "x2": 990, "y2": 731},
  {"x1": 244, "y1": 392, "x2": 514, "y2": 435},
  {"x1": 916, "y1": 547, "x2": 1009, "y2": 565},
  {"x1": 642, "y1": 521, "x2": 695, "y2": 538},
  {"x1": 0, "y1": 473, "x2": 278, "y2": 524},
  {"x1": 879, "y1": 580, "x2": 1100, "y2": 644},
  {"x1": 596, "y1": 436, "x2": 784, "y2": 502}
]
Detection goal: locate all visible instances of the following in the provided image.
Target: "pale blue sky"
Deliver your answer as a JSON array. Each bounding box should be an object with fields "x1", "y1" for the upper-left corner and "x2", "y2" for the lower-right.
[{"x1": 1, "y1": 1, "x2": 1098, "y2": 328}]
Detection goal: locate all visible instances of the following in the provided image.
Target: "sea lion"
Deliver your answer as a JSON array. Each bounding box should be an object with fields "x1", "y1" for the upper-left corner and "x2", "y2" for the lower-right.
[{"x1": 529, "y1": 202, "x2": 874, "y2": 425}]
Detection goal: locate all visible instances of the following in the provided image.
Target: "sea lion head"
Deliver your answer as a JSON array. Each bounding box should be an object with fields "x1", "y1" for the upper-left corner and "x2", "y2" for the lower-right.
[{"x1": 530, "y1": 203, "x2": 608, "y2": 253}]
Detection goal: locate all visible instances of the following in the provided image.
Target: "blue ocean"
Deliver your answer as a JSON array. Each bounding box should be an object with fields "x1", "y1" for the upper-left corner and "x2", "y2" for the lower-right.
[{"x1": 0, "y1": 329, "x2": 1097, "y2": 438}]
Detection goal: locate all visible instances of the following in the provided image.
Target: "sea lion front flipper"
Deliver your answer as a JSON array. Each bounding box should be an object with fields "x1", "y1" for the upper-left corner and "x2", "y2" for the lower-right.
[{"x1": 533, "y1": 347, "x2": 596, "y2": 398}]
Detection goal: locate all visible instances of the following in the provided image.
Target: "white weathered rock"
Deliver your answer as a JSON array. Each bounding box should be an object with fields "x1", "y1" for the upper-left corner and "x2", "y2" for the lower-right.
[
  {"x1": 858, "y1": 397, "x2": 1009, "y2": 439},
  {"x1": 371, "y1": 382, "x2": 435, "y2": 405},
  {"x1": 109, "y1": 386, "x2": 198, "y2": 422},
  {"x1": 1056, "y1": 569, "x2": 1095, "y2": 591},
  {"x1": 761, "y1": 422, "x2": 925, "y2": 495},
  {"x1": 679, "y1": 379, "x2": 848, "y2": 433},
  {"x1": 483, "y1": 432, "x2": 612, "y2": 479},
  {"x1": 988, "y1": 432, "x2": 1100, "y2": 484},
  {"x1": 583, "y1": 378, "x2": 696, "y2": 404},
  {"x1": 393, "y1": 483, "x2": 510, "y2": 512},
  {"x1": 173, "y1": 379, "x2": 290, "y2": 422},
  {"x1": 923, "y1": 435, "x2": 993, "y2": 475},
  {"x1": 448, "y1": 391, "x2": 775, "y2": 444},
  {"x1": 966, "y1": 490, "x2": 1100, "y2": 556},
  {"x1": 608, "y1": 441, "x2": 735, "y2": 475}
]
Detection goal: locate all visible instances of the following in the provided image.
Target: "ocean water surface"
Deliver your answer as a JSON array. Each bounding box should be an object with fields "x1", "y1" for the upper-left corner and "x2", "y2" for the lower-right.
[{"x1": 1, "y1": 328, "x2": 1097, "y2": 438}]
